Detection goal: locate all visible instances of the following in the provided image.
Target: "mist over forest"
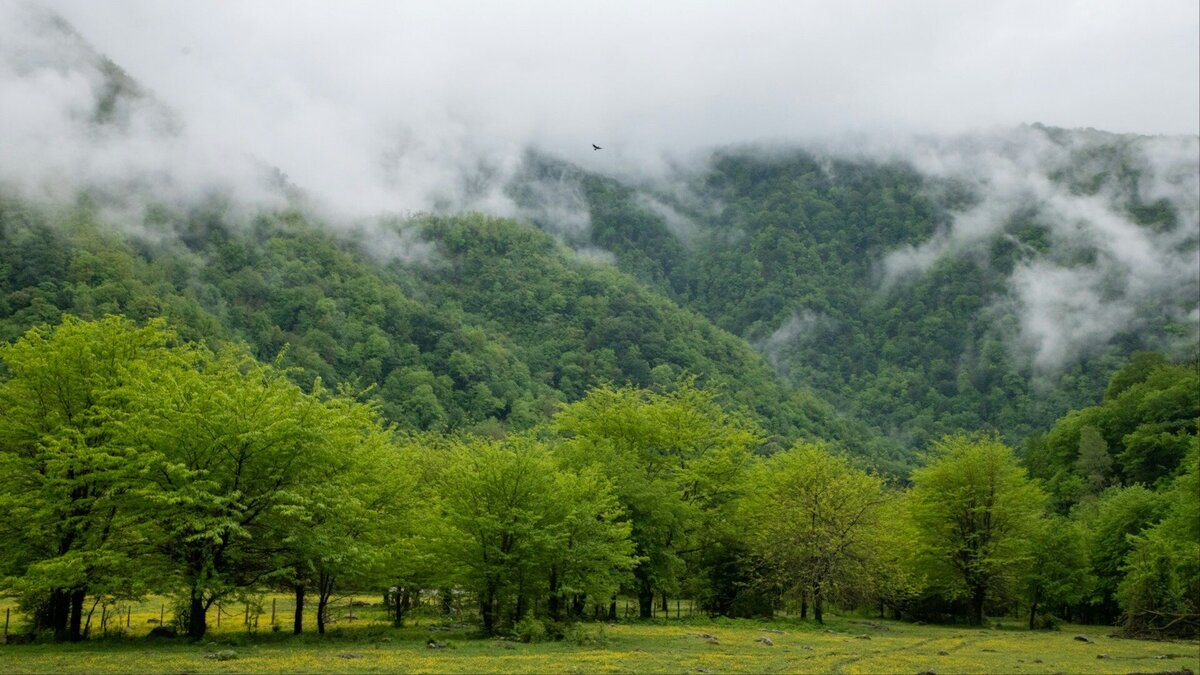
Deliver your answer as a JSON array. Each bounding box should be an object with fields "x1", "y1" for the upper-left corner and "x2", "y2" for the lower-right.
[{"x1": 0, "y1": 0, "x2": 1196, "y2": 661}]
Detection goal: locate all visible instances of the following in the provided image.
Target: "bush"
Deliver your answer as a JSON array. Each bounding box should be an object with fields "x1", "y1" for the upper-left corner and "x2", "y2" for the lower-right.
[
  {"x1": 513, "y1": 615, "x2": 547, "y2": 643},
  {"x1": 1029, "y1": 613, "x2": 1061, "y2": 630},
  {"x1": 561, "y1": 622, "x2": 608, "y2": 647}
]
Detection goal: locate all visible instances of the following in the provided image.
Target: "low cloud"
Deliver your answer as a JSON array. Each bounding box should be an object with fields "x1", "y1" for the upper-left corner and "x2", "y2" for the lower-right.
[
  {"x1": 760, "y1": 310, "x2": 826, "y2": 372},
  {"x1": 876, "y1": 127, "x2": 1199, "y2": 370}
]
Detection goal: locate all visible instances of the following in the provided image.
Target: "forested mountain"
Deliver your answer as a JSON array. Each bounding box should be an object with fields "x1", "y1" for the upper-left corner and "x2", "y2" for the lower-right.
[
  {"x1": 5, "y1": 7, "x2": 1195, "y2": 465},
  {"x1": 512, "y1": 130, "x2": 1199, "y2": 450},
  {"x1": 0, "y1": 198, "x2": 896, "y2": 461}
]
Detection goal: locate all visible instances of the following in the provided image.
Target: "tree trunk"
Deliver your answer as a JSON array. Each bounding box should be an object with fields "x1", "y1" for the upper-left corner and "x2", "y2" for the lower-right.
[
  {"x1": 608, "y1": 596, "x2": 618, "y2": 621},
  {"x1": 188, "y1": 590, "x2": 207, "y2": 639},
  {"x1": 316, "y1": 571, "x2": 334, "y2": 636},
  {"x1": 293, "y1": 584, "x2": 305, "y2": 635},
  {"x1": 440, "y1": 587, "x2": 453, "y2": 615},
  {"x1": 481, "y1": 582, "x2": 497, "y2": 634},
  {"x1": 800, "y1": 592, "x2": 808, "y2": 620},
  {"x1": 1027, "y1": 589, "x2": 1040, "y2": 630},
  {"x1": 398, "y1": 586, "x2": 412, "y2": 629},
  {"x1": 969, "y1": 584, "x2": 986, "y2": 626},
  {"x1": 68, "y1": 589, "x2": 85, "y2": 641},
  {"x1": 548, "y1": 568, "x2": 561, "y2": 622},
  {"x1": 813, "y1": 583, "x2": 823, "y2": 624},
  {"x1": 47, "y1": 588, "x2": 71, "y2": 641},
  {"x1": 660, "y1": 592, "x2": 668, "y2": 615},
  {"x1": 571, "y1": 593, "x2": 586, "y2": 618},
  {"x1": 637, "y1": 574, "x2": 654, "y2": 618}
]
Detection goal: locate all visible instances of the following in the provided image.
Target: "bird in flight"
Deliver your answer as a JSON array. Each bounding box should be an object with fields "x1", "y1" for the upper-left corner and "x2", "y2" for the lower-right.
[{"x1": 593, "y1": 144, "x2": 602, "y2": 151}]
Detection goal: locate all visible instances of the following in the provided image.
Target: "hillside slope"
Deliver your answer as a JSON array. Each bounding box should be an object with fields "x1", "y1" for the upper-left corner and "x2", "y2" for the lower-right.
[
  {"x1": 0, "y1": 197, "x2": 901, "y2": 463},
  {"x1": 514, "y1": 130, "x2": 1199, "y2": 448}
]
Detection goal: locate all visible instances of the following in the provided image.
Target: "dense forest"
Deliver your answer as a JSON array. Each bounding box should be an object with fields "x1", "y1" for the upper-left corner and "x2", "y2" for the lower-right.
[
  {"x1": 0, "y1": 316, "x2": 1195, "y2": 644},
  {"x1": 513, "y1": 128, "x2": 1199, "y2": 452}
]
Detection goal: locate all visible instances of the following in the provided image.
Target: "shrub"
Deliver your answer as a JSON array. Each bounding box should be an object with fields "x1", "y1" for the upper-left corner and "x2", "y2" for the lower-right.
[{"x1": 513, "y1": 615, "x2": 547, "y2": 643}]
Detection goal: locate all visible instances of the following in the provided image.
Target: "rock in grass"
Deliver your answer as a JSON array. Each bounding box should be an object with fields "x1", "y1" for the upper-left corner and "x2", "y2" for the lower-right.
[
  {"x1": 147, "y1": 625, "x2": 177, "y2": 638},
  {"x1": 427, "y1": 640, "x2": 446, "y2": 649},
  {"x1": 204, "y1": 650, "x2": 238, "y2": 661},
  {"x1": 937, "y1": 650, "x2": 950, "y2": 656},
  {"x1": 339, "y1": 653, "x2": 364, "y2": 659},
  {"x1": 755, "y1": 636, "x2": 773, "y2": 646},
  {"x1": 855, "y1": 634, "x2": 872, "y2": 640},
  {"x1": 1073, "y1": 634, "x2": 1094, "y2": 643}
]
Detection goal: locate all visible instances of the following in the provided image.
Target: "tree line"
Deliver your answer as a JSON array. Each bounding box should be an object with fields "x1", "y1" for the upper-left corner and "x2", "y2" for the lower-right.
[{"x1": 0, "y1": 316, "x2": 1196, "y2": 642}]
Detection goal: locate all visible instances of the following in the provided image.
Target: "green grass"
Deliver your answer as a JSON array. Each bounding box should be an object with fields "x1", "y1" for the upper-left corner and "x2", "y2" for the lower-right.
[{"x1": 2, "y1": 599, "x2": 1197, "y2": 674}]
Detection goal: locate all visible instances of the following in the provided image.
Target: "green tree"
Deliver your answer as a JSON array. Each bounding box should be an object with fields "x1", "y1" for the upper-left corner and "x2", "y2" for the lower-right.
[
  {"x1": 545, "y1": 466, "x2": 637, "y2": 622},
  {"x1": 120, "y1": 348, "x2": 359, "y2": 639},
  {"x1": 1075, "y1": 426, "x2": 1112, "y2": 496},
  {"x1": 1023, "y1": 515, "x2": 1093, "y2": 628},
  {"x1": 0, "y1": 315, "x2": 177, "y2": 641},
  {"x1": 554, "y1": 384, "x2": 759, "y2": 618},
  {"x1": 739, "y1": 443, "x2": 887, "y2": 622},
  {"x1": 1079, "y1": 484, "x2": 1164, "y2": 622},
  {"x1": 1117, "y1": 439, "x2": 1200, "y2": 636},
  {"x1": 427, "y1": 435, "x2": 633, "y2": 634},
  {"x1": 908, "y1": 435, "x2": 1046, "y2": 625},
  {"x1": 279, "y1": 392, "x2": 399, "y2": 635}
]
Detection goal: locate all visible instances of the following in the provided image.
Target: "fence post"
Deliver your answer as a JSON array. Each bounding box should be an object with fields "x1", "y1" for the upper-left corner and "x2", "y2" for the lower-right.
[
  {"x1": 5, "y1": 607, "x2": 9, "y2": 638},
  {"x1": 159, "y1": 604, "x2": 164, "y2": 625},
  {"x1": 272, "y1": 598, "x2": 276, "y2": 626},
  {"x1": 217, "y1": 604, "x2": 221, "y2": 627},
  {"x1": 244, "y1": 603, "x2": 250, "y2": 626},
  {"x1": 127, "y1": 606, "x2": 131, "y2": 628}
]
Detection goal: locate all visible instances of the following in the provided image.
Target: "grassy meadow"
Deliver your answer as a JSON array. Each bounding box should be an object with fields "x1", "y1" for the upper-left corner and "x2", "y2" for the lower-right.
[{"x1": 2, "y1": 595, "x2": 1197, "y2": 674}]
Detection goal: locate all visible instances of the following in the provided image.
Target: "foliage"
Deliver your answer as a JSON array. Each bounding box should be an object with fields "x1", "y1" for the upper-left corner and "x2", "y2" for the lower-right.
[
  {"x1": 1075, "y1": 483, "x2": 1165, "y2": 623},
  {"x1": 424, "y1": 435, "x2": 635, "y2": 634},
  {"x1": 738, "y1": 443, "x2": 889, "y2": 622},
  {"x1": 1117, "y1": 439, "x2": 1200, "y2": 636},
  {"x1": 0, "y1": 315, "x2": 180, "y2": 640},
  {"x1": 518, "y1": 131, "x2": 1195, "y2": 459},
  {"x1": 554, "y1": 384, "x2": 758, "y2": 618},
  {"x1": 907, "y1": 435, "x2": 1046, "y2": 625},
  {"x1": 1027, "y1": 356, "x2": 1198, "y2": 507},
  {"x1": 1022, "y1": 515, "x2": 1093, "y2": 629}
]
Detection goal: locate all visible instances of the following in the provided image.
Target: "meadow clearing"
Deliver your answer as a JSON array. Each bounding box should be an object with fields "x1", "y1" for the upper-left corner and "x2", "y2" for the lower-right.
[{"x1": 1, "y1": 595, "x2": 1196, "y2": 674}]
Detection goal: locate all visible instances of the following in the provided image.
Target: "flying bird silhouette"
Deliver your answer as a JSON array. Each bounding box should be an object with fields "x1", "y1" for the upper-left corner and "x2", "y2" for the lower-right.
[{"x1": 592, "y1": 144, "x2": 602, "y2": 151}]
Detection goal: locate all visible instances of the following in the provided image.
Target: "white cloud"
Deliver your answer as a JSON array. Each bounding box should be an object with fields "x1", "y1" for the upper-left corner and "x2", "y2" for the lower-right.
[{"x1": 1, "y1": 0, "x2": 1192, "y2": 221}]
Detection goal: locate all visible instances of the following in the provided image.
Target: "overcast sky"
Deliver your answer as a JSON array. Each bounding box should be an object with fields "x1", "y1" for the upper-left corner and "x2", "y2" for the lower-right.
[
  {"x1": 41, "y1": 0, "x2": 1200, "y2": 147},
  {"x1": 3, "y1": 0, "x2": 1197, "y2": 215}
]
